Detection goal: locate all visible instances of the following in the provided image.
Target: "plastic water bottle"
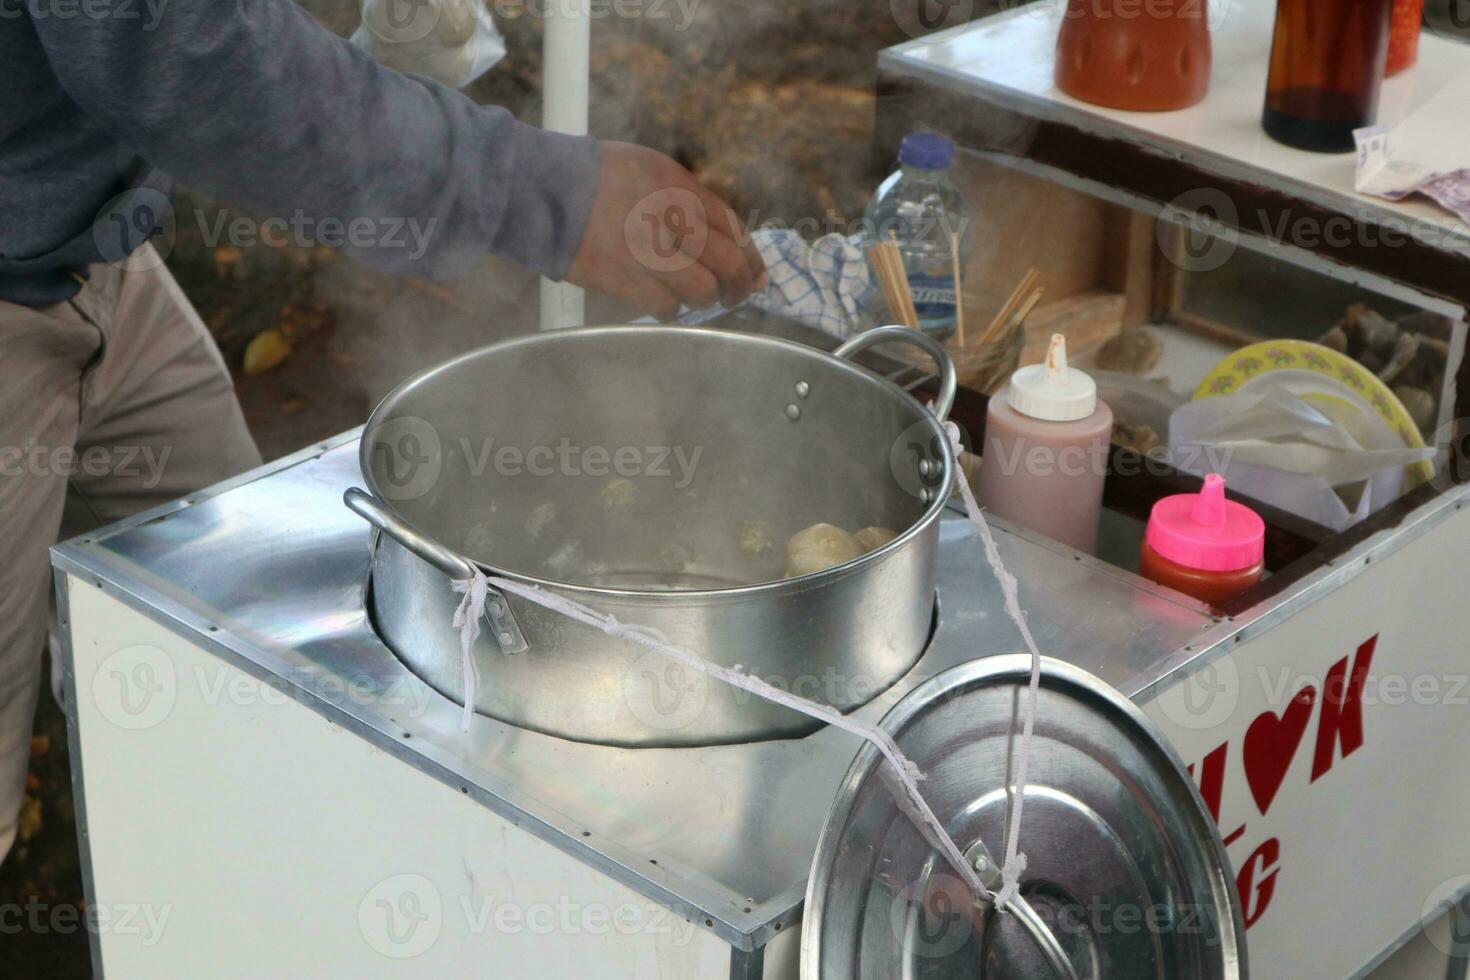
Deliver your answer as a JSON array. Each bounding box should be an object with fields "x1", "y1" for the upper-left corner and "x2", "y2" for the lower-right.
[{"x1": 862, "y1": 133, "x2": 971, "y2": 341}]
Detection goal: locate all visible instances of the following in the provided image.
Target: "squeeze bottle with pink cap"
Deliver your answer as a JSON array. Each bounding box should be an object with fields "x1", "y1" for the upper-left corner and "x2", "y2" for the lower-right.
[
  {"x1": 1139, "y1": 474, "x2": 1265, "y2": 606},
  {"x1": 976, "y1": 334, "x2": 1112, "y2": 554}
]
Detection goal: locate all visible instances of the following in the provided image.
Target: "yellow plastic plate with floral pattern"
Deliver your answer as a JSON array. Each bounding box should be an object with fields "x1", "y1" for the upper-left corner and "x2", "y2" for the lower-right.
[{"x1": 1192, "y1": 340, "x2": 1433, "y2": 491}]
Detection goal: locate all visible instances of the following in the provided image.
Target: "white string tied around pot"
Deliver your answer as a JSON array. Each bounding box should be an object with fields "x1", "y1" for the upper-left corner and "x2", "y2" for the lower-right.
[{"x1": 447, "y1": 420, "x2": 1046, "y2": 911}]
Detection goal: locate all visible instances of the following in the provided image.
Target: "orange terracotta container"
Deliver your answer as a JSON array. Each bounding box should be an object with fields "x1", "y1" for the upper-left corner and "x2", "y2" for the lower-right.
[
  {"x1": 1387, "y1": 0, "x2": 1423, "y2": 75},
  {"x1": 1055, "y1": 0, "x2": 1213, "y2": 111}
]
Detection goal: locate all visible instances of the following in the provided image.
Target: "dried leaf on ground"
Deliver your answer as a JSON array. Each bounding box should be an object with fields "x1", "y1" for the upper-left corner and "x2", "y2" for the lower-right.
[
  {"x1": 243, "y1": 329, "x2": 293, "y2": 375},
  {"x1": 17, "y1": 795, "x2": 41, "y2": 844}
]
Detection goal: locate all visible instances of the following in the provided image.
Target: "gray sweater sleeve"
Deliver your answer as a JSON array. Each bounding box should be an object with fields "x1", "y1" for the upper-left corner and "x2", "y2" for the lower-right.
[{"x1": 28, "y1": 0, "x2": 601, "y2": 281}]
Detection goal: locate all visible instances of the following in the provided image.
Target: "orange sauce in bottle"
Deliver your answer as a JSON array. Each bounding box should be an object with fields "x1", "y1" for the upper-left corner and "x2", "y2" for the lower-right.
[
  {"x1": 1139, "y1": 541, "x2": 1263, "y2": 606},
  {"x1": 1139, "y1": 474, "x2": 1265, "y2": 607}
]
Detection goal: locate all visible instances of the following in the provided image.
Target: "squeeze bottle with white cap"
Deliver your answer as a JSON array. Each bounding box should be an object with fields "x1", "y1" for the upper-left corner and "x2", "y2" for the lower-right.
[{"x1": 975, "y1": 334, "x2": 1112, "y2": 554}]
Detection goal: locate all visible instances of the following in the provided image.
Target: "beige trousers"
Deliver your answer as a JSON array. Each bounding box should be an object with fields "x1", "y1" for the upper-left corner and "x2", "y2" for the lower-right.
[{"x1": 0, "y1": 244, "x2": 260, "y2": 861}]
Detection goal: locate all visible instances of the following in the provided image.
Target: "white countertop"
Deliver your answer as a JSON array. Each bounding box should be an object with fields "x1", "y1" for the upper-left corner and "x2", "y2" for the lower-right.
[{"x1": 883, "y1": 0, "x2": 1470, "y2": 254}]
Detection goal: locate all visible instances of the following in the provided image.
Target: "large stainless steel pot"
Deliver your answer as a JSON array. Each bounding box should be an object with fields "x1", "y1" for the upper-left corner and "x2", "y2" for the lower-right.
[{"x1": 345, "y1": 325, "x2": 956, "y2": 747}]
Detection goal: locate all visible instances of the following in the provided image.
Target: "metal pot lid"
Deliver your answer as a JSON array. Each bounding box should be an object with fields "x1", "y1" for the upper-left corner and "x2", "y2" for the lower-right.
[{"x1": 802, "y1": 655, "x2": 1246, "y2": 980}]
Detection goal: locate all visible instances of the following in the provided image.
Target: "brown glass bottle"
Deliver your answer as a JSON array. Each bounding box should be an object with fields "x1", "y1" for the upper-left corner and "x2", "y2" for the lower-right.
[{"x1": 1262, "y1": 0, "x2": 1395, "y2": 152}]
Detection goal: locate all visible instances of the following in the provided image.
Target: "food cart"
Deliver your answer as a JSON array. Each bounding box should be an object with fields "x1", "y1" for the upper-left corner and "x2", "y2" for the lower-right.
[
  {"x1": 51, "y1": 0, "x2": 1470, "y2": 977},
  {"x1": 870, "y1": 0, "x2": 1470, "y2": 974}
]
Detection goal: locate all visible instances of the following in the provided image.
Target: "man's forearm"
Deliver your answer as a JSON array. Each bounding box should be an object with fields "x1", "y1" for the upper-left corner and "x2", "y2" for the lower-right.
[{"x1": 28, "y1": 0, "x2": 600, "y2": 279}]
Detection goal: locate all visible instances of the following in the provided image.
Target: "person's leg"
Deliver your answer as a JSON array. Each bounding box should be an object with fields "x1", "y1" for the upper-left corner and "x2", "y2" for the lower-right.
[
  {"x1": 0, "y1": 294, "x2": 104, "y2": 862},
  {"x1": 63, "y1": 244, "x2": 261, "y2": 531},
  {"x1": 1, "y1": 244, "x2": 261, "y2": 863}
]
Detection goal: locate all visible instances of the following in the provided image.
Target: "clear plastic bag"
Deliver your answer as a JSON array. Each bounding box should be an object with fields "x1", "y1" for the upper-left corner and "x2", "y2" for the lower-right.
[
  {"x1": 352, "y1": 0, "x2": 506, "y2": 89},
  {"x1": 1169, "y1": 385, "x2": 1437, "y2": 530}
]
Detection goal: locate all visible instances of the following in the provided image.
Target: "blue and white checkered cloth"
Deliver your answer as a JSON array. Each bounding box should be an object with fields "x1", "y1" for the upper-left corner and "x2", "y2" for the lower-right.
[
  {"x1": 748, "y1": 228, "x2": 873, "y2": 338},
  {"x1": 679, "y1": 228, "x2": 874, "y2": 339}
]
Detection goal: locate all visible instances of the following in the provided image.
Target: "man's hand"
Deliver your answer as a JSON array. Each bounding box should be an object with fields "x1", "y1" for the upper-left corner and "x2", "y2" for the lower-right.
[{"x1": 566, "y1": 142, "x2": 767, "y2": 320}]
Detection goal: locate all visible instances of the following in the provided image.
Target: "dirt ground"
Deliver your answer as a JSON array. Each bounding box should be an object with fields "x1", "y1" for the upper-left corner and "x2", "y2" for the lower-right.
[{"x1": 0, "y1": 2, "x2": 962, "y2": 975}]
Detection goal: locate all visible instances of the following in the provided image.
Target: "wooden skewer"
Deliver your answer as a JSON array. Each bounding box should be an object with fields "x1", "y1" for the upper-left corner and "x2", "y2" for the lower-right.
[
  {"x1": 992, "y1": 269, "x2": 1039, "y2": 337},
  {"x1": 886, "y1": 232, "x2": 920, "y2": 329},
  {"x1": 949, "y1": 228, "x2": 965, "y2": 346},
  {"x1": 989, "y1": 288, "x2": 1044, "y2": 353},
  {"x1": 864, "y1": 246, "x2": 886, "y2": 300},
  {"x1": 887, "y1": 235, "x2": 911, "y2": 332},
  {"x1": 866, "y1": 245, "x2": 906, "y2": 329},
  {"x1": 978, "y1": 268, "x2": 1039, "y2": 348},
  {"x1": 869, "y1": 246, "x2": 889, "y2": 308},
  {"x1": 1007, "y1": 288, "x2": 1044, "y2": 339},
  {"x1": 870, "y1": 248, "x2": 897, "y2": 327},
  {"x1": 900, "y1": 270, "x2": 920, "y2": 331},
  {"x1": 867, "y1": 240, "x2": 920, "y2": 330}
]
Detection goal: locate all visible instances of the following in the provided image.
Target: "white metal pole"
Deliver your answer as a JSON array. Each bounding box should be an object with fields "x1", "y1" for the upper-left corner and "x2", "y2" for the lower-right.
[{"x1": 539, "y1": 0, "x2": 591, "y2": 330}]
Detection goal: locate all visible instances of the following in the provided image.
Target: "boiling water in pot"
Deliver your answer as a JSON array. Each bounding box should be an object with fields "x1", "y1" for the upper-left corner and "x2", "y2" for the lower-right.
[{"x1": 460, "y1": 477, "x2": 903, "y2": 591}]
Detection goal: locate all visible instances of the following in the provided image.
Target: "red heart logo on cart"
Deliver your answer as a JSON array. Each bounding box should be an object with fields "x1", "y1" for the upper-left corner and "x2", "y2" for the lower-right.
[{"x1": 1242, "y1": 686, "x2": 1317, "y2": 816}]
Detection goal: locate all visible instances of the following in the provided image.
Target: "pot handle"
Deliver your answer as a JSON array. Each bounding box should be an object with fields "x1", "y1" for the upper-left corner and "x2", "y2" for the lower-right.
[
  {"x1": 345, "y1": 487, "x2": 474, "y2": 579},
  {"x1": 834, "y1": 325, "x2": 957, "y2": 423},
  {"x1": 343, "y1": 488, "x2": 530, "y2": 655}
]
